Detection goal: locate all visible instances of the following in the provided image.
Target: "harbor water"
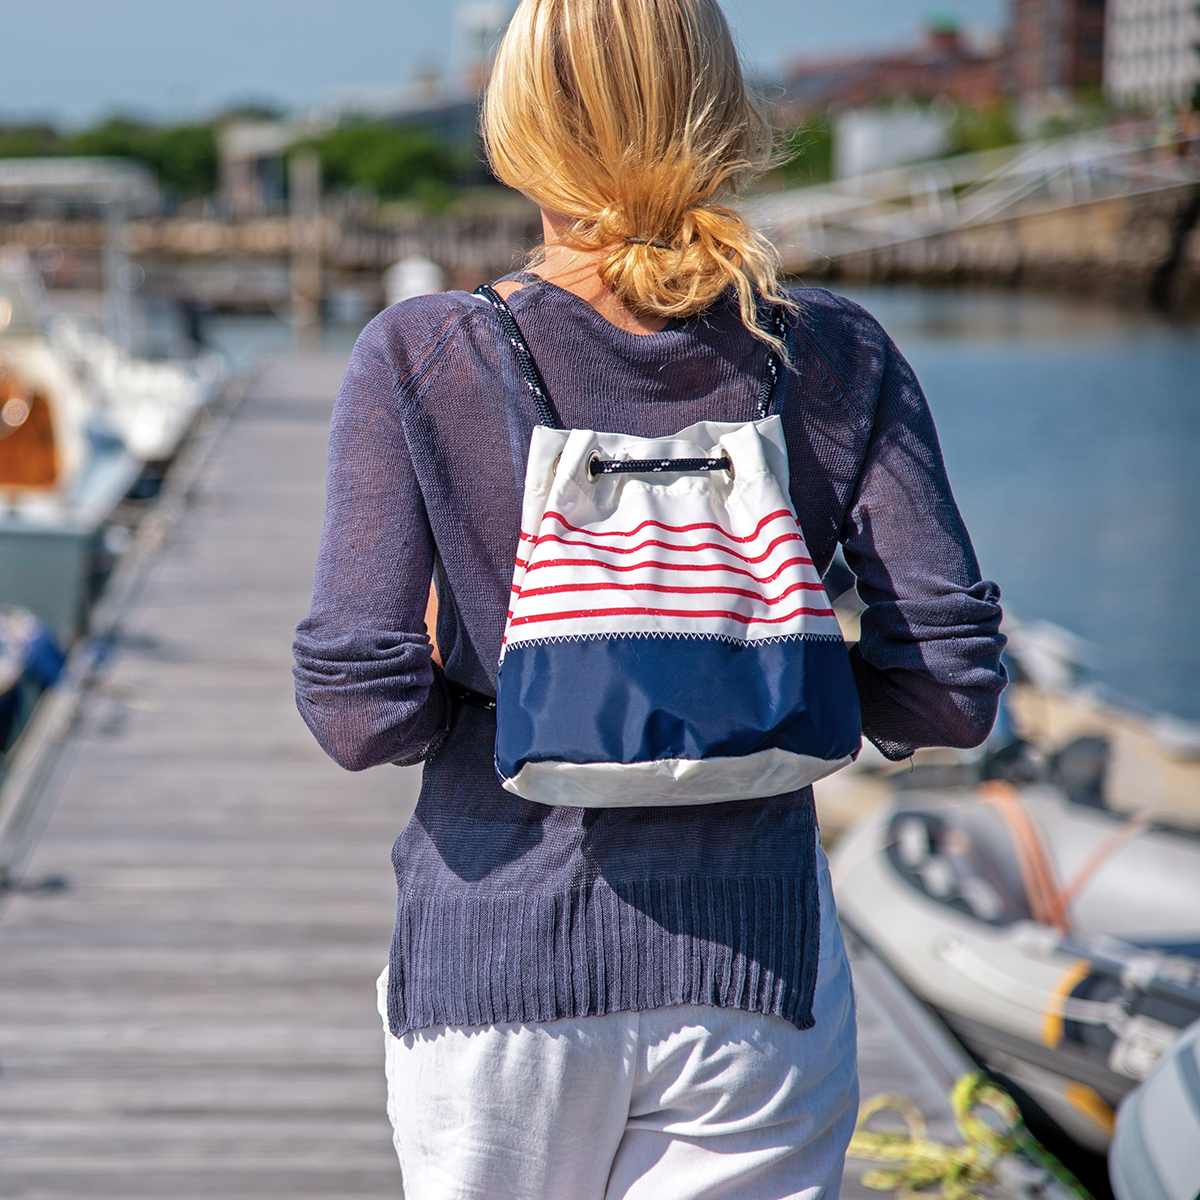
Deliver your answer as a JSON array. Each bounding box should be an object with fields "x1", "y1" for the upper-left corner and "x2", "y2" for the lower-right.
[{"x1": 837, "y1": 286, "x2": 1200, "y2": 726}]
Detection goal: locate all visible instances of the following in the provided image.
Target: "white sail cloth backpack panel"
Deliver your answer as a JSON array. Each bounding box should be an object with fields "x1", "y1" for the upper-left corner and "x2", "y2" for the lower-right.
[{"x1": 476, "y1": 286, "x2": 862, "y2": 808}]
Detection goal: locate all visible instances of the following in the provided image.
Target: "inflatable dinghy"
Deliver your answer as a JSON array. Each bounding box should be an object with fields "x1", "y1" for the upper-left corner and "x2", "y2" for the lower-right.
[{"x1": 831, "y1": 782, "x2": 1200, "y2": 1153}]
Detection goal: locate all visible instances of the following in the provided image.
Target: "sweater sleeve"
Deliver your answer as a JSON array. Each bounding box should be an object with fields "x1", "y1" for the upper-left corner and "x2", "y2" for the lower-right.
[
  {"x1": 841, "y1": 333, "x2": 1006, "y2": 760},
  {"x1": 292, "y1": 327, "x2": 450, "y2": 771}
]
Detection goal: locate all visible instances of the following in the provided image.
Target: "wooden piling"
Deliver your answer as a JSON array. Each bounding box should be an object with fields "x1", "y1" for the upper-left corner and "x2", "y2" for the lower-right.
[{"x1": 289, "y1": 152, "x2": 323, "y2": 349}]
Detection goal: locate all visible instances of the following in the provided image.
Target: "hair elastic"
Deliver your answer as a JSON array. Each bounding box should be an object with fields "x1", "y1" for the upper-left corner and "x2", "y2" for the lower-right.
[{"x1": 625, "y1": 237, "x2": 674, "y2": 250}]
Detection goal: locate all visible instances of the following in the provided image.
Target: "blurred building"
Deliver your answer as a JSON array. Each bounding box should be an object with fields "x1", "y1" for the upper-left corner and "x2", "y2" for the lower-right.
[
  {"x1": 1104, "y1": 0, "x2": 1200, "y2": 108},
  {"x1": 216, "y1": 99, "x2": 487, "y2": 218},
  {"x1": 777, "y1": 22, "x2": 1007, "y2": 123},
  {"x1": 1010, "y1": 0, "x2": 1108, "y2": 109},
  {"x1": 455, "y1": 1, "x2": 511, "y2": 96},
  {"x1": 218, "y1": 122, "x2": 297, "y2": 218},
  {"x1": 833, "y1": 107, "x2": 952, "y2": 178}
]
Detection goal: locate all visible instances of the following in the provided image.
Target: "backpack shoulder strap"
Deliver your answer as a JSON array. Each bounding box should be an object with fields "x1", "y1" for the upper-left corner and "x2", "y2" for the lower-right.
[
  {"x1": 755, "y1": 306, "x2": 790, "y2": 420},
  {"x1": 475, "y1": 284, "x2": 562, "y2": 429}
]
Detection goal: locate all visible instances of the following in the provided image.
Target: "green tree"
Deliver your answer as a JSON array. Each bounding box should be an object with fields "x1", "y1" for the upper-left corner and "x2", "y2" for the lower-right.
[
  {"x1": 948, "y1": 103, "x2": 1019, "y2": 156},
  {"x1": 144, "y1": 125, "x2": 219, "y2": 197},
  {"x1": 307, "y1": 122, "x2": 458, "y2": 199},
  {"x1": 777, "y1": 116, "x2": 834, "y2": 186},
  {"x1": 0, "y1": 124, "x2": 64, "y2": 157},
  {"x1": 65, "y1": 117, "x2": 218, "y2": 197}
]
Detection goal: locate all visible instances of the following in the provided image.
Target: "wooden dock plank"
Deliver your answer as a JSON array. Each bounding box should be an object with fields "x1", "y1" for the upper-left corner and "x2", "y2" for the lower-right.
[{"x1": 0, "y1": 355, "x2": 412, "y2": 1200}]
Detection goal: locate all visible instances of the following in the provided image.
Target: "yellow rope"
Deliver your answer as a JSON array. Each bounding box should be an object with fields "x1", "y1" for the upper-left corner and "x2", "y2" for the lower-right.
[{"x1": 846, "y1": 1072, "x2": 1068, "y2": 1200}]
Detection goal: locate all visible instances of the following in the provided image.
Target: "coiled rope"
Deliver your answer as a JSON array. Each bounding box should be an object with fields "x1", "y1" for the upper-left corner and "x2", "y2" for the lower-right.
[{"x1": 846, "y1": 1071, "x2": 1093, "y2": 1199}]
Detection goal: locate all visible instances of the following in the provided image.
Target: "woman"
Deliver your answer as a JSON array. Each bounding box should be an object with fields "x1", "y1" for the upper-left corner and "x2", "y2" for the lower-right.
[{"x1": 293, "y1": 0, "x2": 1006, "y2": 1195}]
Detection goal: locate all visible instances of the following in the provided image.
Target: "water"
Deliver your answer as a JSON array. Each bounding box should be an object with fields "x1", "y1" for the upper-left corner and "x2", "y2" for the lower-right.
[
  {"x1": 836, "y1": 286, "x2": 1200, "y2": 723},
  {"x1": 202, "y1": 293, "x2": 1200, "y2": 724}
]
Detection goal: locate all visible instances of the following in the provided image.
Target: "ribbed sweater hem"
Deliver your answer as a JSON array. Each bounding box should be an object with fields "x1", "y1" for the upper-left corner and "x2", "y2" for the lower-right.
[{"x1": 386, "y1": 866, "x2": 821, "y2": 1039}]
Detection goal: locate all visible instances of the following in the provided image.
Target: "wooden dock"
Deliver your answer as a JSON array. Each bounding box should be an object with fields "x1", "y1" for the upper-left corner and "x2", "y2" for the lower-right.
[
  {"x1": 0, "y1": 354, "x2": 411, "y2": 1199},
  {"x1": 842, "y1": 934, "x2": 991, "y2": 1200},
  {"x1": 0, "y1": 347, "x2": 1033, "y2": 1200}
]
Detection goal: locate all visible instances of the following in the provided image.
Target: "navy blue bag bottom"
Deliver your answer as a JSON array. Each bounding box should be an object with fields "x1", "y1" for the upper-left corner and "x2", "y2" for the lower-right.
[{"x1": 495, "y1": 634, "x2": 862, "y2": 808}]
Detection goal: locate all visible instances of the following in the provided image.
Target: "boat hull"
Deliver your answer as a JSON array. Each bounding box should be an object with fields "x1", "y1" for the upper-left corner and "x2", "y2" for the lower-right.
[{"x1": 831, "y1": 788, "x2": 1200, "y2": 1153}]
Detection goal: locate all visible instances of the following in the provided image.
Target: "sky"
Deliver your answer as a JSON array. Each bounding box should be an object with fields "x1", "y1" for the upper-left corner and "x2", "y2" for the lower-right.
[{"x1": 4, "y1": 0, "x2": 1007, "y2": 126}]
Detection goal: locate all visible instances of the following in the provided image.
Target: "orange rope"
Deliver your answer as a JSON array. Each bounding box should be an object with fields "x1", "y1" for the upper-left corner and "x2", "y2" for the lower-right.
[
  {"x1": 1059, "y1": 816, "x2": 1149, "y2": 911},
  {"x1": 976, "y1": 781, "x2": 1147, "y2": 934},
  {"x1": 978, "y1": 781, "x2": 1069, "y2": 932}
]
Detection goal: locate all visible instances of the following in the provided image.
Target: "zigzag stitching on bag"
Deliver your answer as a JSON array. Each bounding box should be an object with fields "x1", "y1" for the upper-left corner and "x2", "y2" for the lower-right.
[{"x1": 509, "y1": 630, "x2": 845, "y2": 650}]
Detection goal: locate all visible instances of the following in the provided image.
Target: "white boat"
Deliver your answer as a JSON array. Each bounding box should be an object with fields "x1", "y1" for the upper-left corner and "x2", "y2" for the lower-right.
[
  {"x1": 0, "y1": 271, "x2": 142, "y2": 643},
  {"x1": 831, "y1": 783, "x2": 1200, "y2": 1154},
  {"x1": 0, "y1": 160, "x2": 223, "y2": 470},
  {"x1": 51, "y1": 315, "x2": 224, "y2": 465}
]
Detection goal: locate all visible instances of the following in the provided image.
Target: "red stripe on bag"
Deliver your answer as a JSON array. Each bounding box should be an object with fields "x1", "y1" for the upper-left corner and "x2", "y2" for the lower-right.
[
  {"x1": 510, "y1": 603, "x2": 835, "y2": 627},
  {"x1": 543, "y1": 509, "x2": 794, "y2": 544},
  {"x1": 529, "y1": 531, "x2": 804, "y2": 562},
  {"x1": 523, "y1": 552, "x2": 814, "y2": 582},
  {"x1": 519, "y1": 579, "x2": 827, "y2": 604}
]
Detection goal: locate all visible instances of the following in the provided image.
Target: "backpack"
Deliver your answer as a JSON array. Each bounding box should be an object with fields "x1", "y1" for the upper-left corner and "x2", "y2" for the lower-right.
[{"x1": 475, "y1": 284, "x2": 861, "y2": 807}]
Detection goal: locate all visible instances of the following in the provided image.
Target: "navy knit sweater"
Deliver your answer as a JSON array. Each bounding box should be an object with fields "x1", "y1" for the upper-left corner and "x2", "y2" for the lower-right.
[{"x1": 293, "y1": 276, "x2": 1006, "y2": 1037}]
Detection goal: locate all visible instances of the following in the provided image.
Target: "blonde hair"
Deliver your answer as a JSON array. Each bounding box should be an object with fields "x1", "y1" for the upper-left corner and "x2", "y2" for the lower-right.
[{"x1": 482, "y1": 0, "x2": 793, "y2": 348}]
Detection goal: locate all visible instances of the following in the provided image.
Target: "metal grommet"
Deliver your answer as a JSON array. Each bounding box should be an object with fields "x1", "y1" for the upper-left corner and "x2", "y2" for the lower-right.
[
  {"x1": 723, "y1": 454, "x2": 735, "y2": 482},
  {"x1": 586, "y1": 451, "x2": 602, "y2": 481},
  {"x1": 551, "y1": 452, "x2": 562, "y2": 476}
]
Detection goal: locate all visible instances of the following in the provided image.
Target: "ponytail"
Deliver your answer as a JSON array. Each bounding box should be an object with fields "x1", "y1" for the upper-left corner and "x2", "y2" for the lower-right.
[{"x1": 483, "y1": 0, "x2": 794, "y2": 352}]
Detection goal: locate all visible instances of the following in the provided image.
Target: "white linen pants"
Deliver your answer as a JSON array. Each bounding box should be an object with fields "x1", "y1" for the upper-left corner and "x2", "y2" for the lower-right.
[{"x1": 377, "y1": 846, "x2": 857, "y2": 1200}]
